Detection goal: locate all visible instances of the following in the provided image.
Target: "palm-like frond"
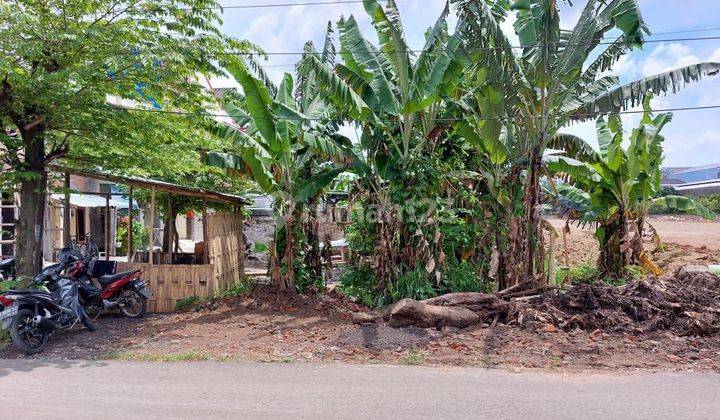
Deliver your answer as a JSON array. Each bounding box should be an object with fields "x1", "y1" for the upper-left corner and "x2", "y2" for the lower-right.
[{"x1": 569, "y1": 62, "x2": 720, "y2": 120}]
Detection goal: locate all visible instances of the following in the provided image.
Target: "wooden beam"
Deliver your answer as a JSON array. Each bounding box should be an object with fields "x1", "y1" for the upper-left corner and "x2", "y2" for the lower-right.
[
  {"x1": 127, "y1": 185, "x2": 133, "y2": 262},
  {"x1": 104, "y1": 193, "x2": 110, "y2": 261},
  {"x1": 237, "y1": 206, "x2": 245, "y2": 278},
  {"x1": 202, "y1": 201, "x2": 209, "y2": 265},
  {"x1": 149, "y1": 187, "x2": 156, "y2": 265},
  {"x1": 167, "y1": 193, "x2": 173, "y2": 264},
  {"x1": 63, "y1": 173, "x2": 71, "y2": 246}
]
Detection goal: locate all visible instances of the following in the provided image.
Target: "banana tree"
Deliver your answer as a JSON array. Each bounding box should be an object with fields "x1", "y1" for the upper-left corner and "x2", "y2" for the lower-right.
[
  {"x1": 453, "y1": 0, "x2": 720, "y2": 286},
  {"x1": 206, "y1": 58, "x2": 357, "y2": 293},
  {"x1": 300, "y1": 0, "x2": 468, "y2": 288},
  {"x1": 547, "y1": 98, "x2": 715, "y2": 278}
]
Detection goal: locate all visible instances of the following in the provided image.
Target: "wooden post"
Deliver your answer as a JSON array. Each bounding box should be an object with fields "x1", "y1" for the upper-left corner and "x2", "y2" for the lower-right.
[
  {"x1": 63, "y1": 173, "x2": 71, "y2": 246},
  {"x1": 236, "y1": 206, "x2": 244, "y2": 278},
  {"x1": 127, "y1": 185, "x2": 133, "y2": 262},
  {"x1": 167, "y1": 193, "x2": 173, "y2": 264},
  {"x1": 104, "y1": 193, "x2": 110, "y2": 261},
  {"x1": 202, "y1": 201, "x2": 209, "y2": 265},
  {"x1": 149, "y1": 187, "x2": 156, "y2": 265}
]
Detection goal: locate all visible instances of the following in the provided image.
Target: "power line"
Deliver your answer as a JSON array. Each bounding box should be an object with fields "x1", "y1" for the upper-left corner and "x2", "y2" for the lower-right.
[
  {"x1": 200, "y1": 35, "x2": 720, "y2": 56},
  {"x1": 211, "y1": 0, "x2": 369, "y2": 9},
  {"x1": 106, "y1": 104, "x2": 720, "y2": 122}
]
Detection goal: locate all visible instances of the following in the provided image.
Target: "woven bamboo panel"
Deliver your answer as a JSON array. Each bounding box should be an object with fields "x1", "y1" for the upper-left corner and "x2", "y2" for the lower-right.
[
  {"x1": 206, "y1": 211, "x2": 244, "y2": 292},
  {"x1": 115, "y1": 262, "x2": 214, "y2": 313}
]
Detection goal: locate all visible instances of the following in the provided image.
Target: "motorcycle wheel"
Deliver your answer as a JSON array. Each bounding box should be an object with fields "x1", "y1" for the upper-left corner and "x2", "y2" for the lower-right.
[
  {"x1": 119, "y1": 289, "x2": 147, "y2": 318},
  {"x1": 85, "y1": 303, "x2": 103, "y2": 321},
  {"x1": 10, "y1": 309, "x2": 49, "y2": 354}
]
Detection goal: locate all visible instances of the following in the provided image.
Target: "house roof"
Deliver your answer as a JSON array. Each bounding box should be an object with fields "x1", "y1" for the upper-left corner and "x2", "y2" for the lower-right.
[
  {"x1": 48, "y1": 165, "x2": 250, "y2": 206},
  {"x1": 673, "y1": 162, "x2": 720, "y2": 175}
]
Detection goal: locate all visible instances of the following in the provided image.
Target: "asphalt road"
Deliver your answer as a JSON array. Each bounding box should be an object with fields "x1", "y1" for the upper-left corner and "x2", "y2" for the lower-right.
[{"x1": 0, "y1": 360, "x2": 718, "y2": 419}]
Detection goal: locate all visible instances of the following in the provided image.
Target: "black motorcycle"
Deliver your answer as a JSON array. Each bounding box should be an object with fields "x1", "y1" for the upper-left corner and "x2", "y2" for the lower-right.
[
  {"x1": 0, "y1": 248, "x2": 96, "y2": 354},
  {"x1": 0, "y1": 257, "x2": 15, "y2": 281}
]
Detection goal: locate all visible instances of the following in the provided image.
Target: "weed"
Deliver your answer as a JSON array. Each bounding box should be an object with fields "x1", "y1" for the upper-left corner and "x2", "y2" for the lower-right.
[
  {"x1": 101, "y1": 350, "x2": 211, "y2": 362},
  {"x1": 403, "y1": 349, "x2": 424, "y2": 366},
  {"x1": 174, "y1": 295, "x2": 200, "y2": 311},
  {"x1": 212, "y1": 277, "x2": 251, "y2": 300},
  {"x1": 280, "y1": 356, "x2": 295, "y2": 363}
]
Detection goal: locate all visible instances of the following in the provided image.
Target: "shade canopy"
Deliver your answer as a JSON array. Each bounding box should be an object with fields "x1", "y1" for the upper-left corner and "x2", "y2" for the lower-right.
[{"x1": 50, "y1": 193, "x2": 135, "y2": 209}]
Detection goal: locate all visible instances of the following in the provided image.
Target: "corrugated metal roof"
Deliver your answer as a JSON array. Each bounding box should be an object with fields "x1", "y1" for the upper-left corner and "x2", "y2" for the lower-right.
[
  {"x1": 673, "y1": 162, "x2": 720, "y2": 175},
  {"x1": 50, "y1": 193, "x2": 135, "y2": 209}
]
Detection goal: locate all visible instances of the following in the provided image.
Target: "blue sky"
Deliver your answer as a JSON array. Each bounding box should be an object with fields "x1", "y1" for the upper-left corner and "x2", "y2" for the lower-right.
[{"x1": 215, "y1": 0, "x2": 720, "y2": 167}]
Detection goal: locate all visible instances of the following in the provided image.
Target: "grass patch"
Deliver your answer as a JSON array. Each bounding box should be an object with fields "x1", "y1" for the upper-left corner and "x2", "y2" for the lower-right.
[
  {"x1": 212, "y1": 277, "x2": 251, "y2": 301},
  {"x1": 403, "y1": 349, "x2": 424, "y2": 366},
  {"x1": 556, "y1": 263, "x2": 649, "y2": 287},
  {"x1": 101, "y1": 350, "x2": 212, "y2": 362},
  {"x1": 174, "y1": 295, "x2": 201, "y2": 312}
]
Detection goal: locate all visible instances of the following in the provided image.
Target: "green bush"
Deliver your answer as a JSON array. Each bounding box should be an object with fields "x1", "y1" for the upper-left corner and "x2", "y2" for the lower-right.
[
  {"x1": 174, "y1": 295, "x2": 200, "y2": 311},
  {"x1": 344, "y1": 203, "x2": 376, "y2": 257},
  {"x1": 212, "y1": 277, "x2": 251, "y2": 300},
  {"x1": 555, "y1": 264, "x2": 649, "y2": 287},
  {"x1": 387, "y1": 268, "x2": 436, "y2": 303},
  {"x1": 698, "y1": 194, "x2": 720, "y2": 213},
  {"x1": 440, "y1": 260, "x2": 493, "y2": 294},
  {"x1": 339, "y1": 266, "x2": 381, "y2": 307}
]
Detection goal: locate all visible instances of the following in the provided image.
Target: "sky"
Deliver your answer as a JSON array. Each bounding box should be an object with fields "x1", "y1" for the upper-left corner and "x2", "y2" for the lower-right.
[{"x1": 214, "y1": 0, "x2": 720, "y2": 167}]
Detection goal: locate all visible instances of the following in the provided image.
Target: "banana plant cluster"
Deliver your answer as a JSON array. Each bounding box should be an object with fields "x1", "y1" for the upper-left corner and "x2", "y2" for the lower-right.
[
  {"x1": 300, "y1": 0, "x2": 468, "y2": 287},
  {"x1": 547, "y1": 97, "x2": 715, "y2": 278},
  {"x1": 451, "y1": 0, "x2": 719, "y2": 286},
  {"x1": 205, "y1": 48, "x2": 359, "y2": 293}
]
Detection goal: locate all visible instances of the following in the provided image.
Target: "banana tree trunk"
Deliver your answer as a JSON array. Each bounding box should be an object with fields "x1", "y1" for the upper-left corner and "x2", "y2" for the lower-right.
[
  {"x1": 598, "y1": 208, "x2": 630, "y2": 278},
  {"x1": 508, "y1": 148, "x2": 545, "y2": 288},
  {"x1": 303, "y1": 196, "x2": 322, "y2": 281}
]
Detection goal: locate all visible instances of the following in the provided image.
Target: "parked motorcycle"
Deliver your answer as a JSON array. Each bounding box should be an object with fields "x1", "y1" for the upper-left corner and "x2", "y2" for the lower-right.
[
  {"x1": 0, "y1": 257, "x2": 15, "y2": 281},
  {"x1": 0, "y1": 248, "x2": 96, "y2": 354},
  {"x1": 66, "y1": 236, "x2": 150, "y2": 318}
]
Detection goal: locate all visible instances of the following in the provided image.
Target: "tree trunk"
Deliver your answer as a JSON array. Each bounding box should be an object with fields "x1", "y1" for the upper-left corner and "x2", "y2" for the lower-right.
[
  {"x1": 16, "y1": 169, "x2": 47, "y2": 277},
  {"x1": 303, "y1": 196, "x2": 322, "y2": 281},
  {"x1": 506, "y1": 148, "x2": 545, "y2": 289},
  {"x1": 598, "y1": 209, "x2": 630, "y2": 278},
  {"x1": 15, "y1": 129, "x2": 48, "y2": 277}
]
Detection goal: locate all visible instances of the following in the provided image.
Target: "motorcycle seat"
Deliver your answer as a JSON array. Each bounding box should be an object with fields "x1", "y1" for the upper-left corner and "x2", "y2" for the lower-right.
[
  {"x1": 0, "y1": 258, "x2": 14, "y2": 268},
  {"x1": 5, "y1": 288, "x2": 51, "y2": 295},
  {"x1": 97, "y1": 270, "x2": 138, "y2": 286}
]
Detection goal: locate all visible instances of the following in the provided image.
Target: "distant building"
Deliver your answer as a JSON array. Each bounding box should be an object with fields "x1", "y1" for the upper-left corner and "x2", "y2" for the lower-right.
[{"x1": 662, "y1": 162, "x2": 720, "y2": 196}]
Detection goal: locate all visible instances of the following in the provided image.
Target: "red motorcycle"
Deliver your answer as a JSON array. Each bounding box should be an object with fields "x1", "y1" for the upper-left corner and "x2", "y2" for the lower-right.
[{"x1": 66, "y1": 238, "x2": 151, "y2": 319}]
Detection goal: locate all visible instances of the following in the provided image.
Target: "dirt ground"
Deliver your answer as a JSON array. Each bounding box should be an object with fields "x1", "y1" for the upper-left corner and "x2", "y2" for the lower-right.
[{"x1": 1, "y1": 216, "x2": 719, "y2": 372}]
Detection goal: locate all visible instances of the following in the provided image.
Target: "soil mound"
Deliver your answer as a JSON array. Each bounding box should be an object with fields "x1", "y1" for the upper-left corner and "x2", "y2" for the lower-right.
[{"x1": 521, "y1": 273, "x2": 720, "y2": 336}]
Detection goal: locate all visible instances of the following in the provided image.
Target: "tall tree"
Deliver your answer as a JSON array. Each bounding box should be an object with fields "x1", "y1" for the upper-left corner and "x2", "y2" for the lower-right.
[
  {"x1": 0, "y1": 0, "x2": 257, "y2": 276},
  {"x1": 454, "y1": 0, "x2": 720, "y2": 286}
]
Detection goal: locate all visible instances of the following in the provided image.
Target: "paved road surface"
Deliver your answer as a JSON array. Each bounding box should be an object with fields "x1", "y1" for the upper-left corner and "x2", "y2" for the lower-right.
[{"x1": 0, "y1": 360, "x2": 718, "y2": 419}]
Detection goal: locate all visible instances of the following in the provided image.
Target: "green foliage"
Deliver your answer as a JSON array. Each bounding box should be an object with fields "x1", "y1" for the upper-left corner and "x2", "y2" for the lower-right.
[
  {"x1": 344, "y1": 203, "x2": 377, "y2": 257},
  {"x1": 697, "y1": 194, "x2": 720, "y2": 213},
  {"x1": 440, "y1": 260, "x2": 493, "y2": 294},
  {"x1": 403, "y1": 349, "x2": 424, "y2": 366},
  {"x1": 212, "y1": 278, "x2": 252, "y2": 300},
  {"x1": 174, "y1": 296, "x2": 200, "y2": 312},
  {"x1": 556, "y1": 264, "x2": 649, "y2": 287},
  {"x1": 387, "y1": 268, "x2": 437, "y2": 303},
  {"x1": 116, "y1": 219, "x2": 148, "y2": 255},
  {"x1": 339, "y1": 266, "x2": 381, "y2": 307}
]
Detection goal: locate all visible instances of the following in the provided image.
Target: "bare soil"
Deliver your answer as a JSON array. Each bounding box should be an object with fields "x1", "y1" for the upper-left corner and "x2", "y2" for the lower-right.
[{"x1": 1, "y1": 217, "x2": 719, "y2": 372}]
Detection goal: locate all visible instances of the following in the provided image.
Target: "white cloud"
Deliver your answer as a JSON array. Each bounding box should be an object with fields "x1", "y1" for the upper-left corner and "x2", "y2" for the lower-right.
[
  {"x1": 709, "y1": 48, "x2": 720, "y2": 63},
  {"x1": 641, "y1": 43, "x2": 700, "y2": 77}
]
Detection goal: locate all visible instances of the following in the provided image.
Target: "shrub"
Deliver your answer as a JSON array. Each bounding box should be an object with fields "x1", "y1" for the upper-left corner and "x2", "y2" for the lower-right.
[
  {"x1": 387, "y1": 268, "x2": 436, "y2": 303},
  {"x1": 440, "y1": 260, "x2": 493, "y2": 294},
  {"x1": 174, "y1": 295, "x2": 200, "y2": 311},
  {"x1": 212, "y1": 277, "x2": 251, "y2": 300},
  {"x1": 339, "y1": 265, "x2": 381, "y2": 307}
]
